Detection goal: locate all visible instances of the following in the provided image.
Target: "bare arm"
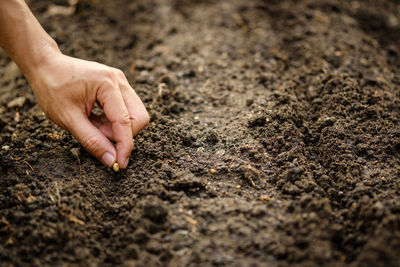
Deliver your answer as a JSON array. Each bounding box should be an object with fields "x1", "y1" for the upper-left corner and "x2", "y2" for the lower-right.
[
  {"x1": 0, "y1": 0, "x2": 59, "y2": 77},
  {"x1": 0, "y1": 0, "x2": 149, "y2": 169}
]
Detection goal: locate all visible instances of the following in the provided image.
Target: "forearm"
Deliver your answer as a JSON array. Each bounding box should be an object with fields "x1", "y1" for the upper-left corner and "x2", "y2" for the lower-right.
[{"x1": 0, "y1": 0, "x2": 60, "y2": 79}]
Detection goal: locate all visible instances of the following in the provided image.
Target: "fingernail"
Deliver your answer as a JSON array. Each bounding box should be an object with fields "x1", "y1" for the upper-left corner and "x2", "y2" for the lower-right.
[{"x1": 101, "y1": 152, "x2": 115, "y2": 167}]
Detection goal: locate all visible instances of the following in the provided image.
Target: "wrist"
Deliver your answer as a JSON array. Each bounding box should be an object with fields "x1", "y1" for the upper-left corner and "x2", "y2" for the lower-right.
[
  {"x1": 21, "y1": 37, "x2": 62, "y2": 83},
  {"x1": 0, "y1": 0, "x2": 62, "y2": 81}
]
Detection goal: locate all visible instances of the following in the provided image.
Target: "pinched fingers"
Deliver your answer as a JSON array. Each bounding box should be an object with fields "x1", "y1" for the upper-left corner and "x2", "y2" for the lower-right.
[
  {"x1": 67, "y1": 108, "x2": 117, "y2": 168},
  {"x1": 96, "y1": 74, "x2": 134, "y2": 169},
  {"x1": 87, "y1": 68, "x2": 149, "y2": 170}
]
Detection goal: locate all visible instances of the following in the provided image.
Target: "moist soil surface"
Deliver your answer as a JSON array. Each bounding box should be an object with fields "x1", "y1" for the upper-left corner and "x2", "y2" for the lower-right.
[{"x1": 1, "y1": 0, "x2": 400, "y2": 266}]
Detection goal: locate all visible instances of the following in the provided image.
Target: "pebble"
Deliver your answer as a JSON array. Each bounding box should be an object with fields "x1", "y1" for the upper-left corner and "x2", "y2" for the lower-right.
[
  {"x1": 2, "y1": 145, "x2": 10, "y2": 151},
  {"x1": 160, "y1": 73, "x2": 177, "y2": 88},
  {"x1": 7, "y1": 96, "x2": 26, "y2": 109},
  {"x1": 259, "y1": 195, "x2": 274, "y2": 201},
  {"x1": 215, "y1": 149, "x2": 225, "y2": 156},
  {"x1": 319, "y1": 116, "x2": 335, "y2": 129},
  {"x1": 2, "y1": 61, "x2": 21, "y2": 83}
]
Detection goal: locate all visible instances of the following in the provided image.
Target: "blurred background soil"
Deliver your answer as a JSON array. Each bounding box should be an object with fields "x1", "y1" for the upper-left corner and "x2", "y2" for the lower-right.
[{"x1": 1, "y1": 0, "x2": 400, "y2": 266}]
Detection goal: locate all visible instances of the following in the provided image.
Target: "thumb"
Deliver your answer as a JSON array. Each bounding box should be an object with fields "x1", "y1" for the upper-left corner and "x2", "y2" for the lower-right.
[{"x1": 67, "y1": 109, "x2": 117, "y2": 167}]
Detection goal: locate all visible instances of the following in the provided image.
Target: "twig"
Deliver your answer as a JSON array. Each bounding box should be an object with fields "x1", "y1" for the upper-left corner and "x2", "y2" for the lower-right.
[{"x1": 23, "y1": 160, "x2": 34, "y2": 172}]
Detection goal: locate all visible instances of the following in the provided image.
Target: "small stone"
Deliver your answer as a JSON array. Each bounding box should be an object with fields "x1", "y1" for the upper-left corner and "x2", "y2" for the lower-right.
[
  {"x1": 209, "y1": 169, "x2": 217, "y2": 174},
  {"x1": 160, "y1": 73, "x2": 177, "y2": 89},
  {"x1": 318, "y1": 116, "x2": 336, "y2": 131},
  {"x1": 215, "y1": 149, "x2": 225, "y2": 156},
  {"x1": 2, "y1": 61, "x2": 21, "y2": 83},
  {"x1": 2, "y1": 145, "x2": 10, "y2": 151},
  {"x1": 7, "y1": 96, "x2": 26, "y2": 109}
]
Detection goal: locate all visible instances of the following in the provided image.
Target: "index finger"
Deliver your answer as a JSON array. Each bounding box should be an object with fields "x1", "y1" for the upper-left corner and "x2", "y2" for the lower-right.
[
  {"x1": 112, "y1": 68, "x2": 150, "y2": 136},
  {"x1": 97, "y1": 78, "x2": 133, "y2": 169}
]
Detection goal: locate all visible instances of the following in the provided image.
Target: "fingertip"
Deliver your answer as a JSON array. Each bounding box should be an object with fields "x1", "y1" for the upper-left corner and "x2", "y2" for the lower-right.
[
  {"x1": 122, "y1": 158, "x2": 130, "y2": 170},
  {"x1": 67, "y1": 109, "x2": 118, "y2": 168},
  {"x1": 116, "y1": 157, "x2": 129, "y2": 169},
  {"x1": 100, "y1": 151, "x2": 116, "y2": 167},
  {"x1": 116, "y1": 141, "x2": 133, "y2": 169}
]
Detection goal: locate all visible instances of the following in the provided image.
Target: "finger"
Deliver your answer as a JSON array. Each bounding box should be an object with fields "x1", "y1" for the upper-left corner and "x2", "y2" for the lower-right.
[
  {"x1": 97, "y1": 80, "x2": 133, "y2": 169},
  {"x1": 67, "y1": 109, "x2": 117, "y2": 167},
  {"x1": 117, "y1": 78, "x2": 150, "y2": 136},
  {"x1": 89, "y1": 113, "x2": 113, "y2": 140}
]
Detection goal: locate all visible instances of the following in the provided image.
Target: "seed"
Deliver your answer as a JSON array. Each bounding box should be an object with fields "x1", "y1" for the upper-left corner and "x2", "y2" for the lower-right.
[{"x1": 113, "y1": 162, "x2": 119, "y2": 172}]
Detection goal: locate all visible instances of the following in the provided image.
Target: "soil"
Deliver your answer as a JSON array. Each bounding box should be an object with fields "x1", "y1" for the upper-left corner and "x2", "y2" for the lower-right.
[{"x1": 1, "y1": 0, "x2": 400, "y2": 266}]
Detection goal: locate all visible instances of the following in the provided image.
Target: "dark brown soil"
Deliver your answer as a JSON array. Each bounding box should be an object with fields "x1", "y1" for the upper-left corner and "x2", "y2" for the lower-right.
[{"x1": 1, "y1": 0, "x2": 400, "y2": 266}]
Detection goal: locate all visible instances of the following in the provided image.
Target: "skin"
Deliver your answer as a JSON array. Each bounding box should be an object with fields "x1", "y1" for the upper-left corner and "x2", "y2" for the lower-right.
[{"x1": 0, "y1": 0, "x2": 150, "y2": 169}]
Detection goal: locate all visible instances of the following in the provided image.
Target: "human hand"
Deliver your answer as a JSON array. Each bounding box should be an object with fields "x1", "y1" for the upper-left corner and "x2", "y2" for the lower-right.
[{"x1": 27, "y1": 52, "x2": 149, "y2": 169}]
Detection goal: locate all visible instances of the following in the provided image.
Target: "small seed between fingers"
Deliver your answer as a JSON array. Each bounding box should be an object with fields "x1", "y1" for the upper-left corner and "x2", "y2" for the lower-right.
[{"x1": 113, "y1": 162, "x2": 119, "y2": 172}]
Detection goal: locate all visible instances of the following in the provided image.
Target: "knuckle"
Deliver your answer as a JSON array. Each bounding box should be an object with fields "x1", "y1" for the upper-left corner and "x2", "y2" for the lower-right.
[
  {"x1": 81, "y1": 134, "x2": 101, "y2": 154},
  {"x1": 102, "y1": 68, "x2": 114, "y2": 78},
  {"x1": 100, "y1": 69, "x2": 117, "y2": 87},
  {"x1": 114, "y1": 68, "x2": 125, "y2": 78},
  {"x1": 119, "y1": 112, "x2": 132, "y2": 126}
]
